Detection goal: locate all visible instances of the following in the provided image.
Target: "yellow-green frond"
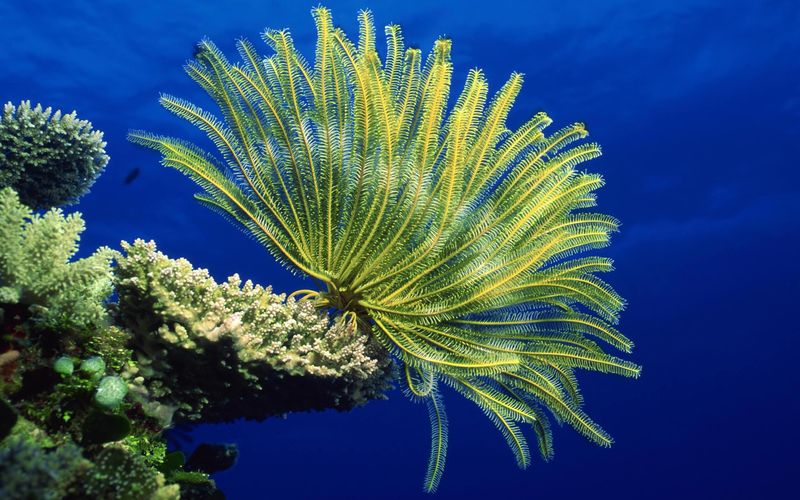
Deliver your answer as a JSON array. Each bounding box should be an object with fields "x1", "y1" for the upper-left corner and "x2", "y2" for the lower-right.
[
  {"x1": 423, "y1": 382, "x2": 448, "y2": 493},
  {"x1": 130, "y1": 8, "x2": 637, "y2": 492}
]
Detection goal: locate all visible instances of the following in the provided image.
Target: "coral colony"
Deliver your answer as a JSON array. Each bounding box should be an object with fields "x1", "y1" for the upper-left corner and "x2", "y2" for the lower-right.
[
  {"x1": 0, "y1": 8, "x2": 637, "y2": 497},
  {"x1": 0, "y1": 101, "x2": 108, "y2": 210}
]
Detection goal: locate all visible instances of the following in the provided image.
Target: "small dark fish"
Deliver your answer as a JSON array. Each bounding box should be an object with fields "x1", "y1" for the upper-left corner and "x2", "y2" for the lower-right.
[{"x1": 123, "y1": 167, "x2": 140, "y2": 185}]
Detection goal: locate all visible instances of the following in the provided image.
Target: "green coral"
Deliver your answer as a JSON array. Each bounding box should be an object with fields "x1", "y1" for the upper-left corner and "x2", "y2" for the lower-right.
[
  {"x1": 122, "y1": 433, "x2": 167, "y2": 468},
  {"x1": 0, "y1": 187, "x2": 115, "y2": 334},
  {"x1": 0, "y1": 101, "x2": 109, "y2": 210},
  {"x1": 94, "y1": 375, "x2": 128, "y2": 409},
  {"x1": 116, "y1": 239, "x2": 392, "y2": 423},
  {"x1": 53, "y1": 356, "x2": 75, "y2": 376},
  {"x1": 0, "y1": 434, "x2": 90, "y2": 499},
  {"x1": 76, "y1": 446, "x2": 179, "y2": 500},
  {"x1": 80, "y1": 356, "x2": 107, "y2": 378}
]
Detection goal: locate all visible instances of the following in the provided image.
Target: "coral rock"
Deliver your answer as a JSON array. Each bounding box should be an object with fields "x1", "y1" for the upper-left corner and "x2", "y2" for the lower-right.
[{"x1": 115, "y1": 239, "x2": 393, "y2": 424}]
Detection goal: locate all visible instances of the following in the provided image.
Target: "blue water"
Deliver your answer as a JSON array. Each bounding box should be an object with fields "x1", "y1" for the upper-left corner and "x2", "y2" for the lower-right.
[{"x1": 2, "y1": 0, "x2": 798, "y2": 498}]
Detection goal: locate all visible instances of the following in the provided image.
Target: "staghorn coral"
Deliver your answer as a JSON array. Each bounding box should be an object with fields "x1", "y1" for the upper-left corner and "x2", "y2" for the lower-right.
[
  {"x1": 0, "y1": 187, "x2": 115, "y2": 335},
  {"x1": 0, "y1": 101, "x2": 108, "y2": 210},
  {"x1": 131, "y1": 7, "x2": 639, "y2": 491},
  {"x1": 115, "y1": 239, "x2": 393, "y2": 423}
]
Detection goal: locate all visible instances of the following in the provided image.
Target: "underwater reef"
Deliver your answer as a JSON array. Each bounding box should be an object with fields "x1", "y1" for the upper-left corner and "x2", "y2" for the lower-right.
[
  {"x1": 2, "y1": 6, "x2": 638, "y2": 498},
  {"x1": 0, "y1": 186, "x2": 391, "y2": 498},
  {"x1": 0, "y1": 104, "x2": 391, "y2": 498}
]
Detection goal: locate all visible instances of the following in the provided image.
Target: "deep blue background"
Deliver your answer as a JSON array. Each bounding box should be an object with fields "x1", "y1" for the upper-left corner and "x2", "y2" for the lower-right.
[{"x1": 2, "y1": 0, "x2": 799, "y2": 498}]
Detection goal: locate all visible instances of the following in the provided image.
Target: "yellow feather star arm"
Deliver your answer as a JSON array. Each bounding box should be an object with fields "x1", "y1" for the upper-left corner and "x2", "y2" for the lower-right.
[{"x1": 130, "y1": 7, "x2": 639, "y2": 492}]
